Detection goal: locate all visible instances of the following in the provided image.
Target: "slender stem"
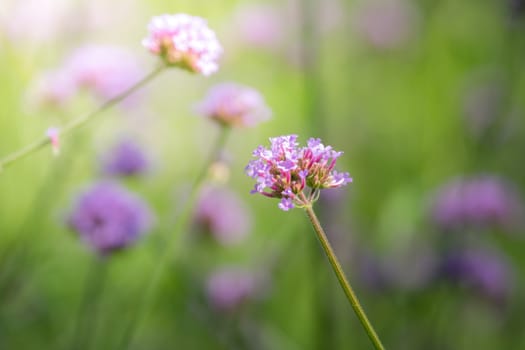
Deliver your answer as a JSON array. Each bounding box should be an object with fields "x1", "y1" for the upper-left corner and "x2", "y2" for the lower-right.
[
  {"x1": 303, "y1": 203, "x2": 385, "y2": 350},
  {"x1": 70, "y1": 256, "x2": 108, "y2": 350},
  {"x1": 117, "y1": 126, "x2": 231, "y2": 350},
  {"x1": 0, "y1": 129, "x2": 89, "y2": 299},
  {"x1": 0, "y1": 64, "x2": 165, "y2": 172}
]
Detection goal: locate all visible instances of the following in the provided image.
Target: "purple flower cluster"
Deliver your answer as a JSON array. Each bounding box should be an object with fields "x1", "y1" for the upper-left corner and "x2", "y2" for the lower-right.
[
  {"x1": 101, "y1": 140, "x2": 150, "y2": 177},
  {"x1": 245, "y1": 135, "x2": 352, "y2": 210},
  {"x1": 30, "y1": 45, "x2": 143, "y2": 108},
  {"x1": 68, "y1": 182, "x2": 153, "y2": 255},
  {"x1": 194, "y1": 186, "x2": 252, "y2": 246},
  {"x1": 66, "y1": 45, "x2": 144, "y2": 101},
  {"x1": 431, "y1": 176, "x2": 524, "y2": 232},
  {"x1": 206, "y1": 267, "x2": 257, "y2": 312},
  {"x1": 439, "y1": 249, "x2": 514, "y2": 304},
  {"x1": 142, "y1": 14, "x2": 222, "y2": 76},
  {"x1": 196, "y1": 82, "x2": 271, "y2": 128}
]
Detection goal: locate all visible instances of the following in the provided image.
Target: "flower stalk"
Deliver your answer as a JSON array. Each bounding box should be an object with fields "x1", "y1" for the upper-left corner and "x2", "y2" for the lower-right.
[
  {"x1": 302, "y1": 199, "x2": 385, "y2": 350},
  {"x1": 0, "y1": 64, "x2": 165, "y2": 173},
  {"x1": 117, "y1": 125, "x2": 231, "y2": 349},
  {"x1": 70, "y1": 256, "x2": 108, "y2": 350}
]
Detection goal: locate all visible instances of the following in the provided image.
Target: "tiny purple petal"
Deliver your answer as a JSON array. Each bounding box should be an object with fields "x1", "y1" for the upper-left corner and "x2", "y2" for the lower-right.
[{"x1": 278, "y1": 197, "x2": 294, "y2": 211}]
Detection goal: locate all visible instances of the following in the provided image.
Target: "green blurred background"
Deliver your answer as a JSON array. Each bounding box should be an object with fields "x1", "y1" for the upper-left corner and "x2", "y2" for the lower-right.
[{"x1": 1, "y1": 0, "x2": 525, "y2": 349}]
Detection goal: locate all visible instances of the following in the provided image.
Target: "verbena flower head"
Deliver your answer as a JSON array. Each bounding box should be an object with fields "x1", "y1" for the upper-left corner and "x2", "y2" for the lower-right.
[
  {"x1": 142, "y1": 14, "x2": 222, "y2": 75},
  {"x1": 196, "y1": 82, "x2": 271, "y2": 127},
  {"x1": 67, "y1": 182, "x2": 153, "y2": 255},
  {"x1": 431, "y1": 176, "x2": 524, "y2": 232},
  {"x1": 194, "y1": 185, "x2": 252, "y2": 245},
  {"x1": 101, "y1": 140, "x2": 150, "y2": 177},
  {"x1": 245, "y1": 135, "x2": 352, "y2": 211}
]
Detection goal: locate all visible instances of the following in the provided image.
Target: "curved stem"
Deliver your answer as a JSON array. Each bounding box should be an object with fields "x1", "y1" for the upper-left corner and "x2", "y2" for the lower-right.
[
  {"x1": 303, "y1": 203, "x2": 385, "y2": 350},
  {"x1": 117, "y1": 126, "x2": 231, "y2": 350},
  {"x1": 0, "y1": 64, "x2": 165, "y2": 172}
]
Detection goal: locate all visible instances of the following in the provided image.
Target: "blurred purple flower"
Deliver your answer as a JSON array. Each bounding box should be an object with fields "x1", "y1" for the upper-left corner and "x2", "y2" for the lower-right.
[
  {"x1": 439, "y1": 248, "x2": 514, "y2": 304},
  {"x1": 233, "y1": 4, "x2": 284, "y2": 50},
  {"x1": 2, "y1": 0, "x2": 71, "y2": 44},
  {"x1": 65, "y1": 45, "x2": 144, "y2": 102},
  {"x1": 354, "y1": 0, "x2": 419, "y2": 51},
  {"x1": 206, "y1": 267, "x2": 257, "y2": 312},
  {"x1": 27, "y1": 69, "x2": 77, "y2": 109},
  {"x1": 245, "y1": 135, "x2": 352, "y2": 210},
  {"x1": 28, "y1": 45, "x2": 144, "y2": 109},
  {"x1": 358, "y1": 242, "x2": 438, "y2": 293},
  {"x1": 68, "y1": 182, "x2": 153, "y2": 255},
  {"x1": 101, "y1": 139, "x2": 150, "y2": 177},
  {"x1": 431, "y1": 176, "x2": 524, "y2": 232},
  {"x1": 196, "y1": 83, "x2": 271, "y2": 128},
  {"x1": 194, "y1": 186, "x2": 252, "y2": 246},
  {"x1": 142, "y1": 14, "x2": 222, "y2": 76}
]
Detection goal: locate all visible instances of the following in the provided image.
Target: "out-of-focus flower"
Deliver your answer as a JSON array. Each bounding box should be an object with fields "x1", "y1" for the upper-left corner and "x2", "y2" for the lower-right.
[
  {"x1": 196, "y1": 83, "x2": 271, "y2": 128},
  {"x1": 229, "y1": 0, "x2": 343, "y2": 67},
  {"x1": 358, "y1": 242, "x2": 438, "y2": 293},
  {"x1": 354, "y1": 0, "x2": 419, "y2": 51},
  {"x1": 194, "y1": 186, "x2": 252, "y2": 245},
  {"x1": 27, "y1": 45, "x2": 144, "y2": 109},
  {"x1": 65, "y1": 45, "x2": 144, "y2": 102},
  {"x1": 142, "y1": 14, "x2": 222, "y2": 76},
  {"x1": 233, "y1": 4, "x2": 284, "y2": 50},
  {"x1": 206, "y1": 267, "x2": 257, "y2": 312},
  {"x1": 438, "y1": 248, "x2": 514, "y2": 305},
  {"x1": 46, "y1": 127, "x2": 60, "y2": 156},
  {"x1": 245, "y1": 135, "x2": 352, "y2": 211},
  {"x1": 67, "y1": 182, "x2": 153, "y2": 255},
  {"x1": 431, "y1": 176, "x2": 524, "y2": 232},
  {"x1": 101, "y1": 139, "x2": 150, "y2": 177},
  {"x1": 2, "y1": 0, "x2": 71, "y2": 44},
  {"x1": 27, "y1": 69, "x2": 77, "y2": 109}
]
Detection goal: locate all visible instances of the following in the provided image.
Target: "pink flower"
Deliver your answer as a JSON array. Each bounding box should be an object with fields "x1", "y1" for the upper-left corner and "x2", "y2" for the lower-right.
[
  {"x1": 233, "y1": 4, "x2": 284, "y2": 49},
  {"x1": 46, "y1": 127, "x2": 60, "y2": 156},
  {"x1": 245, "y1": 135, "x2": 352, "y2": 211},
  {"x1": 354, "y1": 0, "x2": 419, "y2": 51},
  {"x1": 28, "y1": 69, "x2": 77, "y2": 108},
  {"x1": 142, "y1": 14, "x2": 222, "y2": 76},
  {"x1": 65, "y1": 45, "x2": 144, "y2": 102},
  {"x1": 194, "y1": 186, "x2": 252, "y2": 245},
  {"x1": 196, "y1": 82, "x2": 271, "y2": 127},
  {"x1": 28, "y1": 45, "x2": 144, "y2": 108}
]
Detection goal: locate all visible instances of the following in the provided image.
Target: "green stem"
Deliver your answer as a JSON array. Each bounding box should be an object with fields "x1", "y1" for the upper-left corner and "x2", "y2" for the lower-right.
[
  {"x1": 70, "y1": 256, "x2": 108, "y2": 350},
  {"x1": 117, "y1": 126, "x2": 231, "y2": 350},
  {"x1": 303, "y1": 204, "x2": 385, "y2": 350},
  {"x1": 0, "y1": 64, "x2": 165, "y2": 172}
]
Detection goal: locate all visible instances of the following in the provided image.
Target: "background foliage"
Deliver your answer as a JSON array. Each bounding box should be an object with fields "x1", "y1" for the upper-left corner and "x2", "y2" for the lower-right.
[{"x1": 1, "y1": 0, "x2": 525, "y2": 349}]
